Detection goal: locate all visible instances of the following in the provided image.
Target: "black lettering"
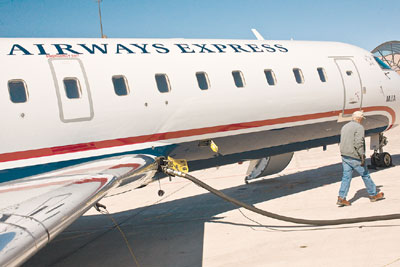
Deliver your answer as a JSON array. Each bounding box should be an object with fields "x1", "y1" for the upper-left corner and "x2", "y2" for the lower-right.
[
  {"x1": 228, "y1": 44, "x2": 251, "y2": 53},
  {"x1": 175, "y1": 44, "x2": 195, "y2": 53},
  {"x1": 246, "y1": 44, "x2": 264, "y2": 53},
  {"x1": 78, "y1": 44, "x2": 108, "y2": 54},
  {"x1": 152, "y1": 43, "x2": 170, "y2": 54},
  {"x1": 193, "y1": 44, "x2": 215, "y2": 53},
  {"x1": 261, "y1": 44, "x2": 276, "y2": 52},
  {"x1": 8, "y1": 44, "x2": 33, "y2": 55},
  {"x1": 212, "y1": 44, "x2": 227, "y2": 53},
  {"x1": 34, "y1": 44, "x2": 49, "y2": 55},
  {"x1": 274, "y1": 44, "x2": 288, "y2": 52},
  {"x1": 52, "y1": 44, "x2": 82, "y2": 55},
  {"x1": 116, "y1": 44, "x2": 135, "y2": 54},
  {"x1": 130, "y1": 44, "x2": 150, "y2": 54}
]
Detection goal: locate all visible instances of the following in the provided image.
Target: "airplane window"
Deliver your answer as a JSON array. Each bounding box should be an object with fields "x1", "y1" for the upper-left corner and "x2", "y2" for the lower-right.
[
  {"x1": 155, "y1": 74, "x2": 171, "y2": 93},
  {"x1": 264, "y1": 69, "x2": 277, "y2": 86},
  {"x1": 346, "y1": 71, "x2": 352, "y2": 76},
  {"x1": 293, "y1": 68, "x2": 304, "y2": 84},
  {"x1": 63, "y1": 78, "x2": 82, "y2": 99},
  {"x1": 8, "y1": 79, "x2": 28, "y2": 103},
  {"x1": 317, "y1": 68, "x2": 327, "y2": 82},
  {"x1": 196, "y1": 72, "x2": 210, "y2": 90},
  {"x1": 112, "y1": 75, "x2": 130, "y2": 96},
  {"x1": 232, "y1": 70, "x2": 245, "y2": 88}
]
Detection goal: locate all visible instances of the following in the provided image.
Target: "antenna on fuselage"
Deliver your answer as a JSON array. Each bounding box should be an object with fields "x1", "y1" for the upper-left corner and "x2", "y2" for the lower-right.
[
  {"x1": 251, "y1": 29, "x2": 265, "y2": 41},
  {"x1": 96, "y1": 0, "x2": 106, "y2": 38}
]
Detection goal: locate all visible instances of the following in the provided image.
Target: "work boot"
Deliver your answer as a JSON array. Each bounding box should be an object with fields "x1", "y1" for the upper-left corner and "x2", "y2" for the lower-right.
[
  {"x1": 337, "y1": 197, "x2": 351, "y2": 207},
  {"x1": 369, "y1": 192, "x2": 384, "y2": 202}
]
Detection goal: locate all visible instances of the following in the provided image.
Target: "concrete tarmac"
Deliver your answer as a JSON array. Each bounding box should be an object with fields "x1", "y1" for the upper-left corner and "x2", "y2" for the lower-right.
[{"x1": 24, "y1": 126, "x2": 400, "y2": 267}]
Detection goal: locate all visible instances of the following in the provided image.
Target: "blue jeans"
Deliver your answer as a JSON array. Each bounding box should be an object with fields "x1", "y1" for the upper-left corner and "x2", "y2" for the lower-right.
[{"x1": 338, "y1": 156, "x2": 376, "y2": 199}]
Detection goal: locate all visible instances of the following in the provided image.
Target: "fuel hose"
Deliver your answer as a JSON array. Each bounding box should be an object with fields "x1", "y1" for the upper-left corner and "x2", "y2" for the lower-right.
[{"x1": 164, "y1": 169, "x2": 400, "y2": 226}]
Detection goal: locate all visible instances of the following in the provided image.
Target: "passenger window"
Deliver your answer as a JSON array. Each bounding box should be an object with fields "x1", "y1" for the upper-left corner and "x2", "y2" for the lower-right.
[
  {"x1": 155, "y1": 74, "x2": 171, "y2": 93},
  {"x1": 112, "y1": 75, "x2": 130, "y2": 96},
  {"x1": 196, "y1": 72, "x2": 210, "y2": 90},
  {"x1": 293, "y1": 68, "x2": 304, "y2": 84},
  {"x1": 317, "y1": 67, "x2": 327, "y2": 82},
  {"x1": 63, "y1": 78, "x2": 82, "y2": 99},
  {"x1": 346, "y1": 71, "x2": 353, "y2": 76},
  {"x1": 264, "y1": 69, "x2": 277, "y2": 86},
  {"x1": 232, "y1": 70, "x2": 245, "y2": 88},
  {"x1": 8, "y1": 79, "x2": 28, "y2": 103}
]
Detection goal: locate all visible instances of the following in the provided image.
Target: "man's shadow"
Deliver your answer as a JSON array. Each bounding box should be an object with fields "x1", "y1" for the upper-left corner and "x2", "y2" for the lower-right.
[
  {"x1": 346, "y1": 153, "x2": 398, "y2": 203},
  {"x1": 348, "y1": 185, "x2": 384, "y2": 203}
]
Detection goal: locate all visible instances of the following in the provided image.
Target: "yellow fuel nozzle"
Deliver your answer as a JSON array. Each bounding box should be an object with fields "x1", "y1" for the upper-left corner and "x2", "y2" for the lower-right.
[{"x1": 167, "y1": 157, "x2": 189, "y2": 173}]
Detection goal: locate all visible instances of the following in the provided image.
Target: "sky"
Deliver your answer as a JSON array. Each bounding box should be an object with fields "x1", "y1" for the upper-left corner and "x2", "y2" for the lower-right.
[{"x1": 0, "y1": 0, "x2": 398, "y2": 51}]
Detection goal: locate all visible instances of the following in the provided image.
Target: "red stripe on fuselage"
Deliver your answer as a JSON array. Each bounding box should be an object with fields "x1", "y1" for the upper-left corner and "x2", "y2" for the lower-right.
[{"x1": 0, "y1": 106, "x2": 395, "y2": 163}]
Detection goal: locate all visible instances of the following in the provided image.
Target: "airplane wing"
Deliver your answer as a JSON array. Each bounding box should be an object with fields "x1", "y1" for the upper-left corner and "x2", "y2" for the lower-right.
[{"x1": 0, "y1": 154, "x2": 158, "y2": 267}]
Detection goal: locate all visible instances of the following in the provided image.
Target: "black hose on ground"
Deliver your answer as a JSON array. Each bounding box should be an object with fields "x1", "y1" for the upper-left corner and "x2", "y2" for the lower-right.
[{"x1": 165, "y1": 169, "x2": 400, "y2": 226}]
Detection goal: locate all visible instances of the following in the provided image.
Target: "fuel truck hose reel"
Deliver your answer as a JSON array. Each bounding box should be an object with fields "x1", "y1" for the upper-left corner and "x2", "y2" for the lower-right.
[{"x1": 163, "y1": 168, "x2": 400, "y2": 226}]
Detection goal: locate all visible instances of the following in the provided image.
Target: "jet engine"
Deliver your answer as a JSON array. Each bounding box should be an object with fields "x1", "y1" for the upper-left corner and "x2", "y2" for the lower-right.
[{"x1": 245, "y1": 152, "x2": 294, "y2": 183}]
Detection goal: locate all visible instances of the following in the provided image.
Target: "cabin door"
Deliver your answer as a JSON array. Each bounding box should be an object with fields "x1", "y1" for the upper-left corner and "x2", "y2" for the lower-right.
[
  {"x1": 48, "y1": 58, "x2": 94, "y2": 122},
  {"x1": 335, "y1": 58, "x2": 362, "y2": 113}
]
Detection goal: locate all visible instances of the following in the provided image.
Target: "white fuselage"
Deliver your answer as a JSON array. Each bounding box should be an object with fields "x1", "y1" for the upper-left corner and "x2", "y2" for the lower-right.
[{"x1": 1, "y1": 38, "x2": 399, "y2": 180}]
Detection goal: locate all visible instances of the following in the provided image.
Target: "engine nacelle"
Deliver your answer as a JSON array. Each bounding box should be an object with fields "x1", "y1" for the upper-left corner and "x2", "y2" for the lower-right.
[{"x1": 245, "y1": 152, "x2": 294, "y2": 182}]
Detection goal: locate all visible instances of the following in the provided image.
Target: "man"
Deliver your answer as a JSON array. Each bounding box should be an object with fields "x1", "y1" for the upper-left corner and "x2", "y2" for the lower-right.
[{"x1": 337, "y1": 111, "x2": 384, "y2": 206}]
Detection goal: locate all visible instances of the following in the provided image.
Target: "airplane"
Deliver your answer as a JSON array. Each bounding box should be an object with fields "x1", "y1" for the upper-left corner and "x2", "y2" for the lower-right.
[{"x1": 0, "y1": 37, "x2": 399, "y2": 266}]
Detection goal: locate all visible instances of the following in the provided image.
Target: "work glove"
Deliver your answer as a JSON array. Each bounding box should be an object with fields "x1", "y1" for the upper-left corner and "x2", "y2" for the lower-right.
[{"x1": 361, "y1": 154, "x2": 366, "y2": 166}]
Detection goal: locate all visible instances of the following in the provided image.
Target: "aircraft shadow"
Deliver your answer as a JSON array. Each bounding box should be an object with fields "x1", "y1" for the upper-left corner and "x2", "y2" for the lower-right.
[{"x1": 24, "y1": 153, "x2": 400, "y2": 267}]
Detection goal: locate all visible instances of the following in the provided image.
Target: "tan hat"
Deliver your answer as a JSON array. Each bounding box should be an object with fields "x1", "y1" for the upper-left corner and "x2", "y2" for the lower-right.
[{"x1": 352, "y1": 111, "x2": 365, "y2": 119}]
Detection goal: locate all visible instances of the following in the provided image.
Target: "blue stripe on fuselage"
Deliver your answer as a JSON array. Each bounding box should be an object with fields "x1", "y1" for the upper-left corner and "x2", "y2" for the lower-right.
[
  {"x1": 0, "y1": 145, "x2": 174, "y2": 183},
  {"x1": 0, "y1": 126, "x2": 387, "y2": 184}
]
